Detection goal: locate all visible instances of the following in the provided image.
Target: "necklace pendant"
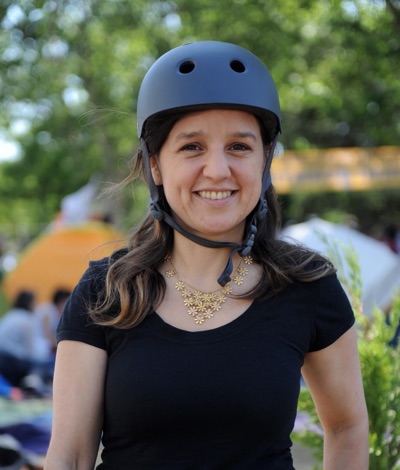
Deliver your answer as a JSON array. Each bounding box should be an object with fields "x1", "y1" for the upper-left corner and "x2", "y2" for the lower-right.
[
  {"x1": 166, "y1": 254, "x2": 253, "y2": 325},
  {"x1": 232, "y1": 275, "x2": 244, "y2": 285}
]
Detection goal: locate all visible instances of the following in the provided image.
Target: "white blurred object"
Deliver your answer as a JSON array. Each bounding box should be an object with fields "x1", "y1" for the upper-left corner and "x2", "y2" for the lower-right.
[
  {"x1": 280, "y1": 217, "x2": 400, "y2": 316},
  {"x1": 0, "y1": 252, "x2": 18, "y2": 272},
  {"x1": 60, "y1": 179, "x2": 99, "y2": 225}
]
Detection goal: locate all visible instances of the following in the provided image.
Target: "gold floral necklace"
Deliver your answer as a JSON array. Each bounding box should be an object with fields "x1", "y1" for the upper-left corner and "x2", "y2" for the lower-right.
[{"x1": 165, "y1": 254, "x2": 253, "y2": 325}]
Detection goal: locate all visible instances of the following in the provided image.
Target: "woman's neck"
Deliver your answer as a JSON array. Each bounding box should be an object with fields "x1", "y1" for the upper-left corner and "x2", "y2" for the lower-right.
[{"x1": 168, "y1": 233, "x2": 241, "y2": 291}]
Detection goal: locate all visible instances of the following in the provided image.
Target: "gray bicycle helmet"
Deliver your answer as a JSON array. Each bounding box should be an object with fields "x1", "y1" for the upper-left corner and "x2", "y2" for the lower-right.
[{"x1": 137, "y1": 41, "x2": 282, "y2": 285}]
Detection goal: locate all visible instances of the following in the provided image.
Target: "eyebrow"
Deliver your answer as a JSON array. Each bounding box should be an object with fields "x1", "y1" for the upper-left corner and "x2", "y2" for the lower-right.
[
  {"x1": 173, "y1": 131, "x2": 203, "y2": 141},
  {"x1": 173, "y1": 131, "x2": 258, "y2": 142},
  {"x1": 231, "y1": 131, "x2": 257, "y2": 141}
]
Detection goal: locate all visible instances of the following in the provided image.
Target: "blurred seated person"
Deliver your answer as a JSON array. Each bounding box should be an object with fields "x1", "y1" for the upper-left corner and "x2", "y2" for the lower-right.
[
  {"x1": 0, "y1": 290, "x2": 54, "y2": 389},
  {"x1": 384, "y1": 224, "x2": 400, "y2": 254},
  {"x1": 34, "y1": 288, "x2": 71, "y2": 356}
]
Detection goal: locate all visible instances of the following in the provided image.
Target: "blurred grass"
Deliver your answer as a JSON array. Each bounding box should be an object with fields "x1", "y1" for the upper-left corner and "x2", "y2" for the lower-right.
[{"x1": 0, "y1": 285, "x2": 10, "y2": 317}]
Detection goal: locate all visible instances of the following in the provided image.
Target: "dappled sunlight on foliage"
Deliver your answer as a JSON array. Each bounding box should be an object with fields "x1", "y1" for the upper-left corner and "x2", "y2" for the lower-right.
[{"x1": 0, "y1": 0, "x2": 399, "y2": 251}]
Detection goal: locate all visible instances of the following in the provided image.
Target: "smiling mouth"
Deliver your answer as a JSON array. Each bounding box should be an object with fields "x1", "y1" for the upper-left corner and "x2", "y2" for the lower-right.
[{"x1": 198, "y1": 191, "x2": 233, "y2": 200}]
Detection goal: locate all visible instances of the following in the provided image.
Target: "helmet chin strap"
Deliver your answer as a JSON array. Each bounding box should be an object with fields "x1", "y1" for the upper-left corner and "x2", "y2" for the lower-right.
[{"x1": 141, "y1": 135, "x2": 278, "y2": 286}]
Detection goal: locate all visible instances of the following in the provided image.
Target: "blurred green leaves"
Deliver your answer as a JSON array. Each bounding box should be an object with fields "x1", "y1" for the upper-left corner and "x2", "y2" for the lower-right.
[{"x1": 1, "y1": 0, "x2": 399, "y2": 243}]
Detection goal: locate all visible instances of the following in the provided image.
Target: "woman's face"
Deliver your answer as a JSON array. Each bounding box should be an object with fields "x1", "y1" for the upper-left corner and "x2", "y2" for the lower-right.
[{"x1": 150, "y1": 109, "x2": 265, "y2": 243}]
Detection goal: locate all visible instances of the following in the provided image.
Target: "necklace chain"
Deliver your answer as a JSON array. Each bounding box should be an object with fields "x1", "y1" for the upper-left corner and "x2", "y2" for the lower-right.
[{"x1": 165, "y1": 255, "x2": 253, "y2": 325}]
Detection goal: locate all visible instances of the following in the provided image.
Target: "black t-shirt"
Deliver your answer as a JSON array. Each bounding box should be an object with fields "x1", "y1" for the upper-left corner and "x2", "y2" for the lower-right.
[{"x1": 57, "y1": 258, "x2": 355, "y2": 470}]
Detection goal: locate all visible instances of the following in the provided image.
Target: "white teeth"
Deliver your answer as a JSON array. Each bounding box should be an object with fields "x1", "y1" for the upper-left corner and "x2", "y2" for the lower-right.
[{"x1": 198, "y1": 191, "x2": 232, "y2": 200}]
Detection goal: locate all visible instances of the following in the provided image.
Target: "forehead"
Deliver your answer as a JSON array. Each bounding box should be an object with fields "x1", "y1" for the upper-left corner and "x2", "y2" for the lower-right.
[{"x1": 169, "y1": 109, "x2": 261, "y2": 135}]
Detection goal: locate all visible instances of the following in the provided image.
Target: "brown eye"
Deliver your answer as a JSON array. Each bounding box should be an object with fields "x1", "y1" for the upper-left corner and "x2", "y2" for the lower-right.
[
  {"x1": 181, "y1": 144, "x2": 200, "y2": 151},
  {"x1": 231, "y1": 143, "x2": 249, "y2": 151}
]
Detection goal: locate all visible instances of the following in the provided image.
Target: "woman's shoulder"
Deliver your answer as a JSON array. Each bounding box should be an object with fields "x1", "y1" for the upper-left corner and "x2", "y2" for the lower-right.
[
  {"x1": 303, "y1": 257, "x2": 334, "y2": 273},
  {"x1": 86, "y1": 246, "x2": 124, "y2": 273},
  {"x1": 269, "y1": 238, "x2": 334, "y2": 270},
  {"x1": 88, "y1": 256, "x2": 111, "y2": 274},
  {"x1": 87, "y1": 247, "x2": 128, "y2": 273},
  {"x1": 70, "y1": 257, "x2": 111, "y2": 300}
]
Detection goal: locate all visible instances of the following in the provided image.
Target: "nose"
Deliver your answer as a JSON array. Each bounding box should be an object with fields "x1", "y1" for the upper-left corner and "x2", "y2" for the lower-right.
[{"x1": 202, "y1": 148, "x2": 231, "y2": 180}]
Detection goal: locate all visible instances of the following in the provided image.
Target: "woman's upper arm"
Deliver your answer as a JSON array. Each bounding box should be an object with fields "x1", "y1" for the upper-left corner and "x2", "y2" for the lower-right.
[
  {"x1": 45, "y1": 340, "x2": 107, "y2": 469},
  {"x1": 302, "y1": 324, "x2": 368, "y2": 432}
]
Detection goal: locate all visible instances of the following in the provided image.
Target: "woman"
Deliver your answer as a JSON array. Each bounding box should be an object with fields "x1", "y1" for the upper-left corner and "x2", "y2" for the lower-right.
[{"x1": 45, "y1": 41, "x2": 369, "y2": 469}]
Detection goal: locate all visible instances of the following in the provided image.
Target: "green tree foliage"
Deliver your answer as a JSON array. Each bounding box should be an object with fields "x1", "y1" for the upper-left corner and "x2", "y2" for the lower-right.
[
  {"x1": 280, "y1": 188, "x2": 400, "y2": 233},
  {"x1": 0, "y1": 0, "x2": 399, "y2": 244}
]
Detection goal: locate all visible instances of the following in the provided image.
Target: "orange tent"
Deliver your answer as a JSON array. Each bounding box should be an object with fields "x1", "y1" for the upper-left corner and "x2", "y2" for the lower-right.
[{"x1": 2, "y1": 222, "x2": 126, "y2": 304}]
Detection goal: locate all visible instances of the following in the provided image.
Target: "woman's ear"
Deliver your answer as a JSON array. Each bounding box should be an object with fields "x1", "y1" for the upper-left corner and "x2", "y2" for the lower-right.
[{"x1": 150, "y1": 156, "x2": 162, "y2": 185}]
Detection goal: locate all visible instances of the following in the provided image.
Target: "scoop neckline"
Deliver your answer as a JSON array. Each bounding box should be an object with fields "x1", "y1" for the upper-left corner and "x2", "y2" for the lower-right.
[{"x1": 147, "y1": 301, "x2": 259, "y2": 343}]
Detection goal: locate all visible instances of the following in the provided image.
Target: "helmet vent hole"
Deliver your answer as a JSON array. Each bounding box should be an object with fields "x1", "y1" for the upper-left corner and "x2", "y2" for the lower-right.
[
  {"x1": 230, "y1": 60, "x2": 246, "y2": 73},
  {"x1": 179, "y1": 61, "x2": 196, "y2": 74}
]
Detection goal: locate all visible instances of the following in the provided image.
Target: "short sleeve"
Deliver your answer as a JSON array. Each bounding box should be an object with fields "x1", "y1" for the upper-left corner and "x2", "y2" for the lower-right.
[
  {"x1": 56, "y1": 258, "x2": 109, "y2": 350},
  {"x1": 308, "y1": 274, "x2": 355, "y2": 352}
]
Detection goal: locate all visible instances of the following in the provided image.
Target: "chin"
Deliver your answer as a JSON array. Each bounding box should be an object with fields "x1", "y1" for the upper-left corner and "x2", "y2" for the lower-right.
[{"x1": 174, "y1": 214, "x2": 245, "y2": 241}]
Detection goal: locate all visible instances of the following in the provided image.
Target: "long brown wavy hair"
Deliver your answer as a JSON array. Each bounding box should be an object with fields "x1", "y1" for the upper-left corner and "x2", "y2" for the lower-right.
[{"x1": 88, "y1": 109, "x2": 335, "y2": 328}]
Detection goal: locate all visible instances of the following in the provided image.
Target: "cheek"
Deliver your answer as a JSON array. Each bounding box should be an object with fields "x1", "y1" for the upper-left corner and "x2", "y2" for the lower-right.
[
  {"x1": 250, "y1": 180, "x2": 263, "y2": 205},
  {"x1": 247, "y1": 163, "x2": 264, "y2": 192},
  {"x1": 161, "y1": 175, "x2": 184, "y2": 207},
  {"x1": 243, "y1": 165, "x2": 264, "y2": 207}
]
